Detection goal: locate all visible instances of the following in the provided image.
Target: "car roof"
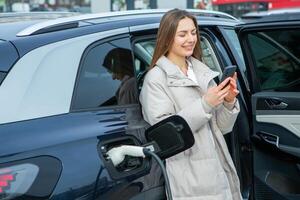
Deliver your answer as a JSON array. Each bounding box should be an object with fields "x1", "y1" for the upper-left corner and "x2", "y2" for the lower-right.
[
  {"x1": 0, "y1": 9, "x2": 240, "y2": 62},
  {"x1": 0, "y1": 12, "x2": 79, "y2": 40},
  {"x1": 0, "y1": 9, "x2": 238, "y2": 40},
  {"x1": 0, "y1": 12, "x2": 79, "y2": 23}
]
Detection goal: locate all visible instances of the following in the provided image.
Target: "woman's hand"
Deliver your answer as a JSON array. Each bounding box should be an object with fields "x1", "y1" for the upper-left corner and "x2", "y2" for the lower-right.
[
  {"x1": 224, "y1": 72, "x2": 239, "y2": 103},
  {"x1": 203, "y1": 78, "x2": 231, "y2": 108}
]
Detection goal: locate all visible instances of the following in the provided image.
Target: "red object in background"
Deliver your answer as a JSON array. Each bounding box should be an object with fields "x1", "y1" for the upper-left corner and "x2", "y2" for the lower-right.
[
  {"x1": 269, "y1": 0, "x2": 300, "y2": 9},
  {"x1": 212, "y1": 0, "x2": 266, "y2": 4},
  {"x1": 212, "y1": 0, "x2": 300, "y2": 10}
]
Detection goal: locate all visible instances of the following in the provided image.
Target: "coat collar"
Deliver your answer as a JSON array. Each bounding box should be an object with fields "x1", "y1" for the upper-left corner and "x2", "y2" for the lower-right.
[
  {"x1": 156, "y1": 56, "x2": 184, "y2": 78},
  {"x1": 155, "y1": 56, "x2": 219, "y2": 90}
]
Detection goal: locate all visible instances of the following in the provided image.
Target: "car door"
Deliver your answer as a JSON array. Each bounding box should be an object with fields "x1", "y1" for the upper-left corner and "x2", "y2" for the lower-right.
[
  {"x1": 236, "y1": 21, "x2": 300, "y2": 200},
  {"x1": 71, "y1": 35, "x2": 165, "y2": 200}
]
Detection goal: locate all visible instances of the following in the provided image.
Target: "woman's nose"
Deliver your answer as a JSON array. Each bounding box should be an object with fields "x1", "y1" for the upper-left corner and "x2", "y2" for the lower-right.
[{"x1": 187, "y1": 33, "x2": 195, "y2": 42}]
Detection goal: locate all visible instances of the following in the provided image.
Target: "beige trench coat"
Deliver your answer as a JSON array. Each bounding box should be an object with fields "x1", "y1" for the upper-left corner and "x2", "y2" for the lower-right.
[{"x1": 140, "y1": 56, "x2": 242, "y2": 200}]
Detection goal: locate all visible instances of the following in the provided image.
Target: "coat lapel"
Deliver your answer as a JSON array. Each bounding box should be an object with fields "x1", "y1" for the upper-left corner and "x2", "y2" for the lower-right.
[{"x1": 188, "y1": 57, "x2": 219, "y2": 92}]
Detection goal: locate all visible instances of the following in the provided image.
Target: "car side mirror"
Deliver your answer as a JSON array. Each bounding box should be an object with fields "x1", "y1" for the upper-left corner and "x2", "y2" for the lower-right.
[{"x1": 145, "y1": 115, "x2": 195, "y2": 159}]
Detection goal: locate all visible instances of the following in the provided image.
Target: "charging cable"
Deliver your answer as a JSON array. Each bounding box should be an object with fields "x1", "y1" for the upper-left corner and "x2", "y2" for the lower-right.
[
  {"x1": 142, "y1": 148, "x2": 172, "y2": 200},
  {"x1": 106, "y1": 145, "x2": 173, "y2": 200}
]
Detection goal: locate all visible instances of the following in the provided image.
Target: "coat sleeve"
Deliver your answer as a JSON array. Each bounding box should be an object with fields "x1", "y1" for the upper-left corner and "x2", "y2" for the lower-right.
[
  {"x1": 215, "y1": 97, "x2": 240, "y2": 135},
  {"x1": 205, "y1": 79, "x2": 240, "y2": 135},
  {"x1": 140, "y1": 74, "x2": 213, "y2": 133}
]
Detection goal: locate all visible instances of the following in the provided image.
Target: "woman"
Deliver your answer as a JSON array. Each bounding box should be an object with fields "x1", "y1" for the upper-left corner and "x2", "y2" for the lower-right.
[{"x1": 139, "y1": 9, "x2": 242, "y2": 200}]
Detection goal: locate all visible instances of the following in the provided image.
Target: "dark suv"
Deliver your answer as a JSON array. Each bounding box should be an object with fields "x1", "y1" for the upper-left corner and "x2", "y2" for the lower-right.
[{"x1": 0, "y1": 9, "x2": 300, "y2": 200}]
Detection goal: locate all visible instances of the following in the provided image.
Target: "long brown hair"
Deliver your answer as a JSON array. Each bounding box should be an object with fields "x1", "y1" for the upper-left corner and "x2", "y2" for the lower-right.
[{"x1": 150, "y1": 9, "x2": 201, "y2": 68}]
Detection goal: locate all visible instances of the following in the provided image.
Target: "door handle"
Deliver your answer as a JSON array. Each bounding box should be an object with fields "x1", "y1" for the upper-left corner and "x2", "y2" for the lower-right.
[
  {"x1": 257, "y1": 132, "x2": 300, "y2": 158},
  {"x1": 265, "y1": 98, "x2": 288, "y2": 109},
  {"x1": 258, "y1": 132, "x2": 279, "y2": 147}
]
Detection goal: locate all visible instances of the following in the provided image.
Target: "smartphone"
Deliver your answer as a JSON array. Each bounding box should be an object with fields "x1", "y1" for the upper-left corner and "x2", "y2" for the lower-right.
[{"x1": 220, "y1": 65, "x2": 237, "y2": 87}]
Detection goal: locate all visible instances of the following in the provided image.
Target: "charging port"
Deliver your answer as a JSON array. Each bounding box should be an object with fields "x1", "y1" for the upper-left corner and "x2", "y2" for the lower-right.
[{"x1": 98, "y1": 135, "x2": 150, "y2": 180}]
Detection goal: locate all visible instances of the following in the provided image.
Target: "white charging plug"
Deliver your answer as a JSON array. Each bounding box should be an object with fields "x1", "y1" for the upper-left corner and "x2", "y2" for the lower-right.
[{"x1": 106, "y1": 145, "x2": 145, "y2": 166}]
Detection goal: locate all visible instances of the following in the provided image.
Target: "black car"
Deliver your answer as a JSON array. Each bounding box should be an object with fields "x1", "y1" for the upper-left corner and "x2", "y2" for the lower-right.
[
  {"x1": 0, "y1": 9, "x2": 300, "y2": 200},
  {"x1": 241, "y1": 8, "x2": 300, "y2": 22}
]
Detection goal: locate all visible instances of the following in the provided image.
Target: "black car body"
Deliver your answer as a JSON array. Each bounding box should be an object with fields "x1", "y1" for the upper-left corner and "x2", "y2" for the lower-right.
[{"x1": 0, "y1": 9, "x2": 300, "y2": 200}]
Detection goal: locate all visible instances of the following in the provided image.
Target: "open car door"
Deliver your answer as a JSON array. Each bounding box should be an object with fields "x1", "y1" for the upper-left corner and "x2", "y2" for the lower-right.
[{"x1": 236, "y1": 19, "x2": 300, "y2": 200}]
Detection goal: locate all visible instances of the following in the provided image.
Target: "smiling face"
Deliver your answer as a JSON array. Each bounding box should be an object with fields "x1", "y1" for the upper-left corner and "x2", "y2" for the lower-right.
[
  {"x1": 151, "y1": 9, "x2": 201, "y2": 68},
  {"x1": 168, "y1": 17, "x2": 197, "y2": 59}
]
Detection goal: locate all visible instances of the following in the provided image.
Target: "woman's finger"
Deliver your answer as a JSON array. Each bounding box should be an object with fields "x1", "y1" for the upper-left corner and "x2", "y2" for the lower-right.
[
  {"x1": 230, "y1": 81, "x2": 237, "y2": 89},
  {"x1": 217, "y1": 77, "x2": 230, "y2": 90},
  {"x1": 233, "y1": 72, "x2": 237, "y2": 80},
  {"x1": 218, "y1": 85, "x2": 230, "y2": 96},
  {"x1": 219, "y1": 92, "x2": 229, "y2": 101},
  {"x1": 230, "y1": 90, "x2": 239, "y2": 97}
]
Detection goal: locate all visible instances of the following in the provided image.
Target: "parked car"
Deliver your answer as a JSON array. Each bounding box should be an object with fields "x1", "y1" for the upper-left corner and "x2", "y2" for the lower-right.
[
  {"x1": 0, "y1": 9, "x2": 300, "y2": 200},
  {"x1": 241, "y1": 8, "x2": 300, "y2": 22}
]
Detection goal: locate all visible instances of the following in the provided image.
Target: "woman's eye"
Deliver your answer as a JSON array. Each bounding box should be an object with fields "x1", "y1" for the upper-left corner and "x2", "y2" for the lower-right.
[
  {"x1": 178, "y1": 34, "x2": 185, "y2": 37},
  {"x1": 191, "y1": 32, "x2": 197, "y2": 35}
]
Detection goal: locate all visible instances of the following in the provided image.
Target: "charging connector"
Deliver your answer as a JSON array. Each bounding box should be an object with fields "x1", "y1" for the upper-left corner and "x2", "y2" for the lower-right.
[
  {"x1": 106, "y1": 144, "x2": 173, "y2": 200},
  {"x1": 106, "y1": 145, "x2": 145, "y2": 166}
]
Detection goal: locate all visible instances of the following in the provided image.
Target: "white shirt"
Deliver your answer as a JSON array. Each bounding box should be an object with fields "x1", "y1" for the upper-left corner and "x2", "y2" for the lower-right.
[{"x1": 186, "y1": 60, "x2": 198, "y2": 84}]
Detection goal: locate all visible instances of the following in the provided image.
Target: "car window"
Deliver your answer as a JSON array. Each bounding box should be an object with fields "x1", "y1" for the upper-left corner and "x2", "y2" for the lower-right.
[
  {"x1": 0, "y1": 72, "x2": 6, "y2": 86},
  {"x1": 138, "y1": 40, "x2": 156, "y2": 56},
  {"x1": 133, "y1": 35, "x2": 223, "y2": 81},
  {"x1": 247, "y1": 29, "x2": 300, "y2": 91},
  {"x1": 134, "y1": 40, "x2": 154, "y2": 75},
  {"x1": 200, "y1": 36, "x2": 222, "y2": 73},
  {"x1": 0, "y1": 40, "x2": 19, "y2": 85},
  {"x1": 72, "y1": 37, "x2": 138, "y2": 110},
  {"x1": 222, "y1": 29, "x2": 245, "y2": 71}
]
